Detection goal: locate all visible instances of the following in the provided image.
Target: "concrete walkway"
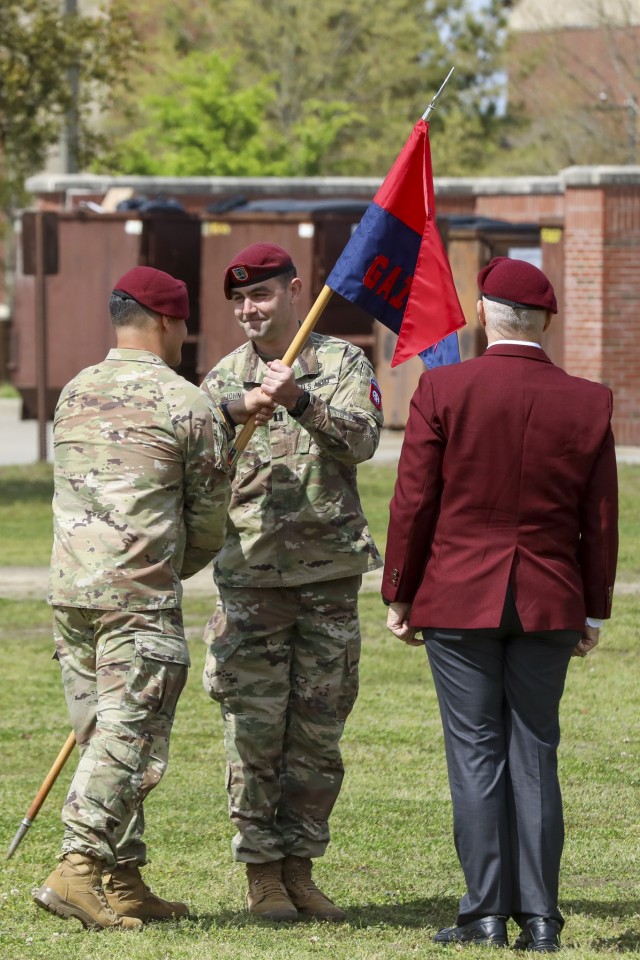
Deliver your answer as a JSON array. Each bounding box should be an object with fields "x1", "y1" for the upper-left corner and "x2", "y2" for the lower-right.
[{"x1": 0, "y1": 398, "x2": 406, "y2": 467}]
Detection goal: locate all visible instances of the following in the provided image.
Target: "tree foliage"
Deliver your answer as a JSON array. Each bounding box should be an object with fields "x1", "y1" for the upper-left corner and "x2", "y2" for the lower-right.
[
  {"x1": 104, "y1": 0, "x2": 513, "y2": 178},
  {"x1": 102, "y1": 52, "x2": 359, "y2": 176},
  {"x1": 0, "y1": 0, "x2": 134, "y2": 209}
]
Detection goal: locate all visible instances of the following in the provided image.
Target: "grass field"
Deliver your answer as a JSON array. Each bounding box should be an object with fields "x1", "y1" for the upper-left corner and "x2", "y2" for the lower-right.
[{"x1": 0, "y1": 461, "x2": 639, "y2": 959}]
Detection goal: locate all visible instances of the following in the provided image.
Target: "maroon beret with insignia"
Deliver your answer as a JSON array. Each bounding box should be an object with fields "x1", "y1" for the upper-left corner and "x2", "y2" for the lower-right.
[
  {"x1": 478, "y1": 257, "x2": 557, "y2": 314},
  {"x1": 224, "y1": 242, "x2": 295, "y2": 299},
  {"x1": 113, "y1": 266, "x2": 189, "y2": 320}
]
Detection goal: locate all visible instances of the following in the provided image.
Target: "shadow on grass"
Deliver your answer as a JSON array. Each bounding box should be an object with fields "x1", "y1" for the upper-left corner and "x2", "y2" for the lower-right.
[
  {"x1": 190, "y1": 897, "x2": 640, "y2": 951},
  {"x1": 591, "y1": 933, "x2": 640, "y2": 952},
  {"x1": 191, "y1": 895, "x2": 458, "y2": 931},
  {"x1": 564, "y1": 898, "x2": 640, "y2": 920}
]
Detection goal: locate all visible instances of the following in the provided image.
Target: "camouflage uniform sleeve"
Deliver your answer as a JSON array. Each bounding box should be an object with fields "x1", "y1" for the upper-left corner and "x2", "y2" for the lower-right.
[
  {"x1": 296, "y1": 348, "x2": 383, "y2": 465},
  {"x1": 199, "y1": 374, "x2": 236, "y2": 437},
  {"x1": 166, "y1": 382, "x2": 232, "y2": 579}
]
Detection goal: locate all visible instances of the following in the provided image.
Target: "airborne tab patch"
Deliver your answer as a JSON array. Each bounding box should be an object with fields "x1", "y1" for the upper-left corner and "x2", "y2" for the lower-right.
[{"x1": 370, "y1": 379, "x2": 382, "y2": 410}]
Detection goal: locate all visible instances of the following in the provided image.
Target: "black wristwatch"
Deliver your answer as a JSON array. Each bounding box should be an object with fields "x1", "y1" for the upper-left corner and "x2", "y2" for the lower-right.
[
  {"x1": 287, "y1": 391, "x2": 311, "y2": 418},
  {"x1": 220, "y1": 402, "x2": 237, "y2": 430}
]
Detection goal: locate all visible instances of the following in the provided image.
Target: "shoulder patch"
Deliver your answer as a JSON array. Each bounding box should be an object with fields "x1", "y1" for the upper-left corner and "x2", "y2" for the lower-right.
[{"x1": 370, "y1": 379, "x2": 382, "y2": 411}]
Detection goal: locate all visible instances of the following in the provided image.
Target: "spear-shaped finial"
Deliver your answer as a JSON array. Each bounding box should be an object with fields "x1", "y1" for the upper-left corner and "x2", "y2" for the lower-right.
[
  {"x1": 423, "y1": 67, "x2": 455, "y2": 120},
  {"x1": 6, "y1": 731, "x2": 76, "y2": 859}
]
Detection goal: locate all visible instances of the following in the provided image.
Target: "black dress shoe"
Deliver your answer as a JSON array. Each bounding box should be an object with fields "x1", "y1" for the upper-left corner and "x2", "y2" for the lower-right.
[
  {"x1": 513, "y1": 917, "x2": 562, "y2": 952},
  {"x1": 433, "y1": 915, "x2": 508, "y2": 946}
]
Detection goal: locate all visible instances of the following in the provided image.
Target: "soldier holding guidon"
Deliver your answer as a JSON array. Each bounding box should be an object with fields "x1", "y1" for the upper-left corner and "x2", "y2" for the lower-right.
[
  {"x1": 201, "y1": 243, "x2": 383, "y2": 921},
  {"x1": 35, "y1": 267, "x2": 232, "y2": 930}
]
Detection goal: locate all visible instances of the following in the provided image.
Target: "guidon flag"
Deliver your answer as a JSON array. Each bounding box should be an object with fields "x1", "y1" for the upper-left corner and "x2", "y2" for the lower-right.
[{"x1": 326, "y1": 119, "x2": 465, "y2": 367}]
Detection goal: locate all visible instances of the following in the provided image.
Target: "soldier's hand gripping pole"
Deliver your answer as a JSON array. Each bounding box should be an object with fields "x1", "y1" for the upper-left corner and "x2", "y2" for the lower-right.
[
  {"x1": 6, "y1": 730, "x2": 76, "y2": 859},
  {"x1": 230, "y1": 284, "x2": 334, "y2": 467}
]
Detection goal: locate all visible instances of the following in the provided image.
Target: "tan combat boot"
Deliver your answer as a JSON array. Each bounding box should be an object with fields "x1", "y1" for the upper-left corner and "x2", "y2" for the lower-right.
[
  {"x1": 283, "y1": 855, "x2": 346, "y2": 921},
  {"x1": 246, "y1": 861, "x2": 298, "y2": 921},
  {"x1": 103, "y1": 863, "x2": 189, "y2": 921},
  {"x1": 33, "y1": 852, "x2": 143, "y2": 930}
]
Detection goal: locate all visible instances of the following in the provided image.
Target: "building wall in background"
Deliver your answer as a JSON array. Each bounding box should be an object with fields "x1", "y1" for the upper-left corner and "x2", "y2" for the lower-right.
[{"x1": 13, "y1": 168, "x2": 640, "y2": 442}]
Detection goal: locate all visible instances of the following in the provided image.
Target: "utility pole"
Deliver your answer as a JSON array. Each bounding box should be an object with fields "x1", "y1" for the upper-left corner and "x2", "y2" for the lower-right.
[{"x1": 62, "y1": 0, "x2": 79, "y2": 173}]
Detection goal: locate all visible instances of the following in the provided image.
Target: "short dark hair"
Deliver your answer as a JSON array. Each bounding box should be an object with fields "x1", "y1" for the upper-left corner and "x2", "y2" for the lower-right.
[
  {"x1": 275, "y1": 266, "x2": 296, "y2": 289},
  {"x1": 108, "y1": 292, "x2": 157, "y2": 328}
]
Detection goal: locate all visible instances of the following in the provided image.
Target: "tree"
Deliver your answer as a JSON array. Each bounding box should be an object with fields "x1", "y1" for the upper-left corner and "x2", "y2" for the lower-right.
[
  {"x1": 0, "y1": 0, "x2": 134, "y2": 210},
  {"x1": 101, "y1": 52, "x2": 359, "y2": 176},
  {"x1": 499, "y1": 0, "x2": 640, "y2": 172},
  {"x1": 104, "y1": 0, "x2": 513, "y2": 178}
]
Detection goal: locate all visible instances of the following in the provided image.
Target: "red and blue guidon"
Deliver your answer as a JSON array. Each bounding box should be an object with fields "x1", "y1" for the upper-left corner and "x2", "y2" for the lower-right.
[{"x1": 326, "y1": 120, "x2": 465, "y2": 368}]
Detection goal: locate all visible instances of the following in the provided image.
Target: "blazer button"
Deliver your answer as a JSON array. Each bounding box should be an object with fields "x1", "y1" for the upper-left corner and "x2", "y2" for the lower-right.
[{"x1": 392, "y1": 568, "x2": 399, "y2": 585}]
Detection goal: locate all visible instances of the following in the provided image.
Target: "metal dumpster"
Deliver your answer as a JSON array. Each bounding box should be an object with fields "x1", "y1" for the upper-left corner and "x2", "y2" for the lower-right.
[{"x1": 12, "y1": 210, "x2": 201, "y2": 419}]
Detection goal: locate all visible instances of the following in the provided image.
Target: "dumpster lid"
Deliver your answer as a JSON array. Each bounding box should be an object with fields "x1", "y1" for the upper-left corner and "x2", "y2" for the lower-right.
[{"x1": 206, "y1": 197, "x2": 370, "y2": 215}]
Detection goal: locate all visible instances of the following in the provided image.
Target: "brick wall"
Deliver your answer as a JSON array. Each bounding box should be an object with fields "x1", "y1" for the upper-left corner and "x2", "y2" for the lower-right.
[
  {"x1": 475, "y1": 194, "x2": 565, "y2": 225},
  {"x1": 558, "y1": 174, "x2": 640, "y2": 444},
  {"x1": 602, "y1": 184, "x2": 640, "y2": 443},
  {"x1": 562, "y1": 186, "x2": 606, "y2": 383}
]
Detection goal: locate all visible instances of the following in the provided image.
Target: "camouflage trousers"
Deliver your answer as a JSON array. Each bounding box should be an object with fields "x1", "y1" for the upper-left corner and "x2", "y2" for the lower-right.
[
  {"x1": 202, "y1": 576, "x2": 361, "y2": 864},
  {"x1": 52, "y1": 605, "x2": 189, "y2": 867}
]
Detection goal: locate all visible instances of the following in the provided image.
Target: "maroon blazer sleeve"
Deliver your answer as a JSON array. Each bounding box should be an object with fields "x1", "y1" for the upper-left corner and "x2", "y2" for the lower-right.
[
  {"x1": 578, "y1": 392, "x2": 618, "y2": 619},
  {"x1": 382, "y1": 373, "x2": 444, "y2": 603}
]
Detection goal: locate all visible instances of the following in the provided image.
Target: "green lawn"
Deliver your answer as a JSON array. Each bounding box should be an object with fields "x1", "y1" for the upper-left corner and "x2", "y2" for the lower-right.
[
  {"x1": 0, "y1": 459, "x2": 397, "y2": 566},
  {"x1": 0, "y1": 461, "x2": 639, "y2": 958},
  {"x1": 0, "y1": 464, "x2": 55, "y2": 566},
  {"x1": 1, "y1": 461, "x2": 638, "y2": 571}
]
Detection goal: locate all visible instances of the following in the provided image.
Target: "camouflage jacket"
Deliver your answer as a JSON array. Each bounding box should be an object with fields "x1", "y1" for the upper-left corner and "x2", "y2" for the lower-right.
[
  {"x1": 200, "y1": 333, "x2": 383, "y2": 588},
  {"x1": 48, "y1": 348, "x2": 231, "y2": 610}
]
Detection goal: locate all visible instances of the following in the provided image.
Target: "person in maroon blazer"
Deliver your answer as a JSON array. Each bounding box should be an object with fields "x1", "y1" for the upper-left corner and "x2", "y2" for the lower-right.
[{"x1": 382, "y1": 257, "x2": 618, "y2": 952}]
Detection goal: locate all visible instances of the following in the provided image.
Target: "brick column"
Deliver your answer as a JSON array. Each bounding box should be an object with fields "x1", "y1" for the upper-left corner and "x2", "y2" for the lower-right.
[{"x1": 562, "y1": 168, "x2": 640, "y2": 445}]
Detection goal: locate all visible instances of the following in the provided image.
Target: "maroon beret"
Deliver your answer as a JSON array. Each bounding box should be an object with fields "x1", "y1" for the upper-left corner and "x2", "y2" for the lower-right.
[
  {"x1": 478, "y1": 257, "x2": 557, "y2": 314},
  {"x1": 224, "y1": 242, "x2": 295, "y2": 299},
  {"x1": 113, "y1": 266, "x2": 189, "y2": 320}
]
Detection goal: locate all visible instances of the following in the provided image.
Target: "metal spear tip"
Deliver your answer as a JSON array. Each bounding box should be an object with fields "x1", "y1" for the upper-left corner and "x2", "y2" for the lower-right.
[
  {"x1": 422, "y1": 67, "x2": 456, "y2": 121},
  {"x1": 6, "y1": 818, "x2": 32, "y2": 860}
]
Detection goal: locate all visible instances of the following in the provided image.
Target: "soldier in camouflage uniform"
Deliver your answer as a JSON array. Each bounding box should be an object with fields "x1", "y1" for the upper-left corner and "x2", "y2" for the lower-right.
[
  {"x1": 201, "y1": 243, "x2": 383, "y2": 921},
  {"x1": 34, "y1": 267, "x2": 231, "y2": 931}
]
